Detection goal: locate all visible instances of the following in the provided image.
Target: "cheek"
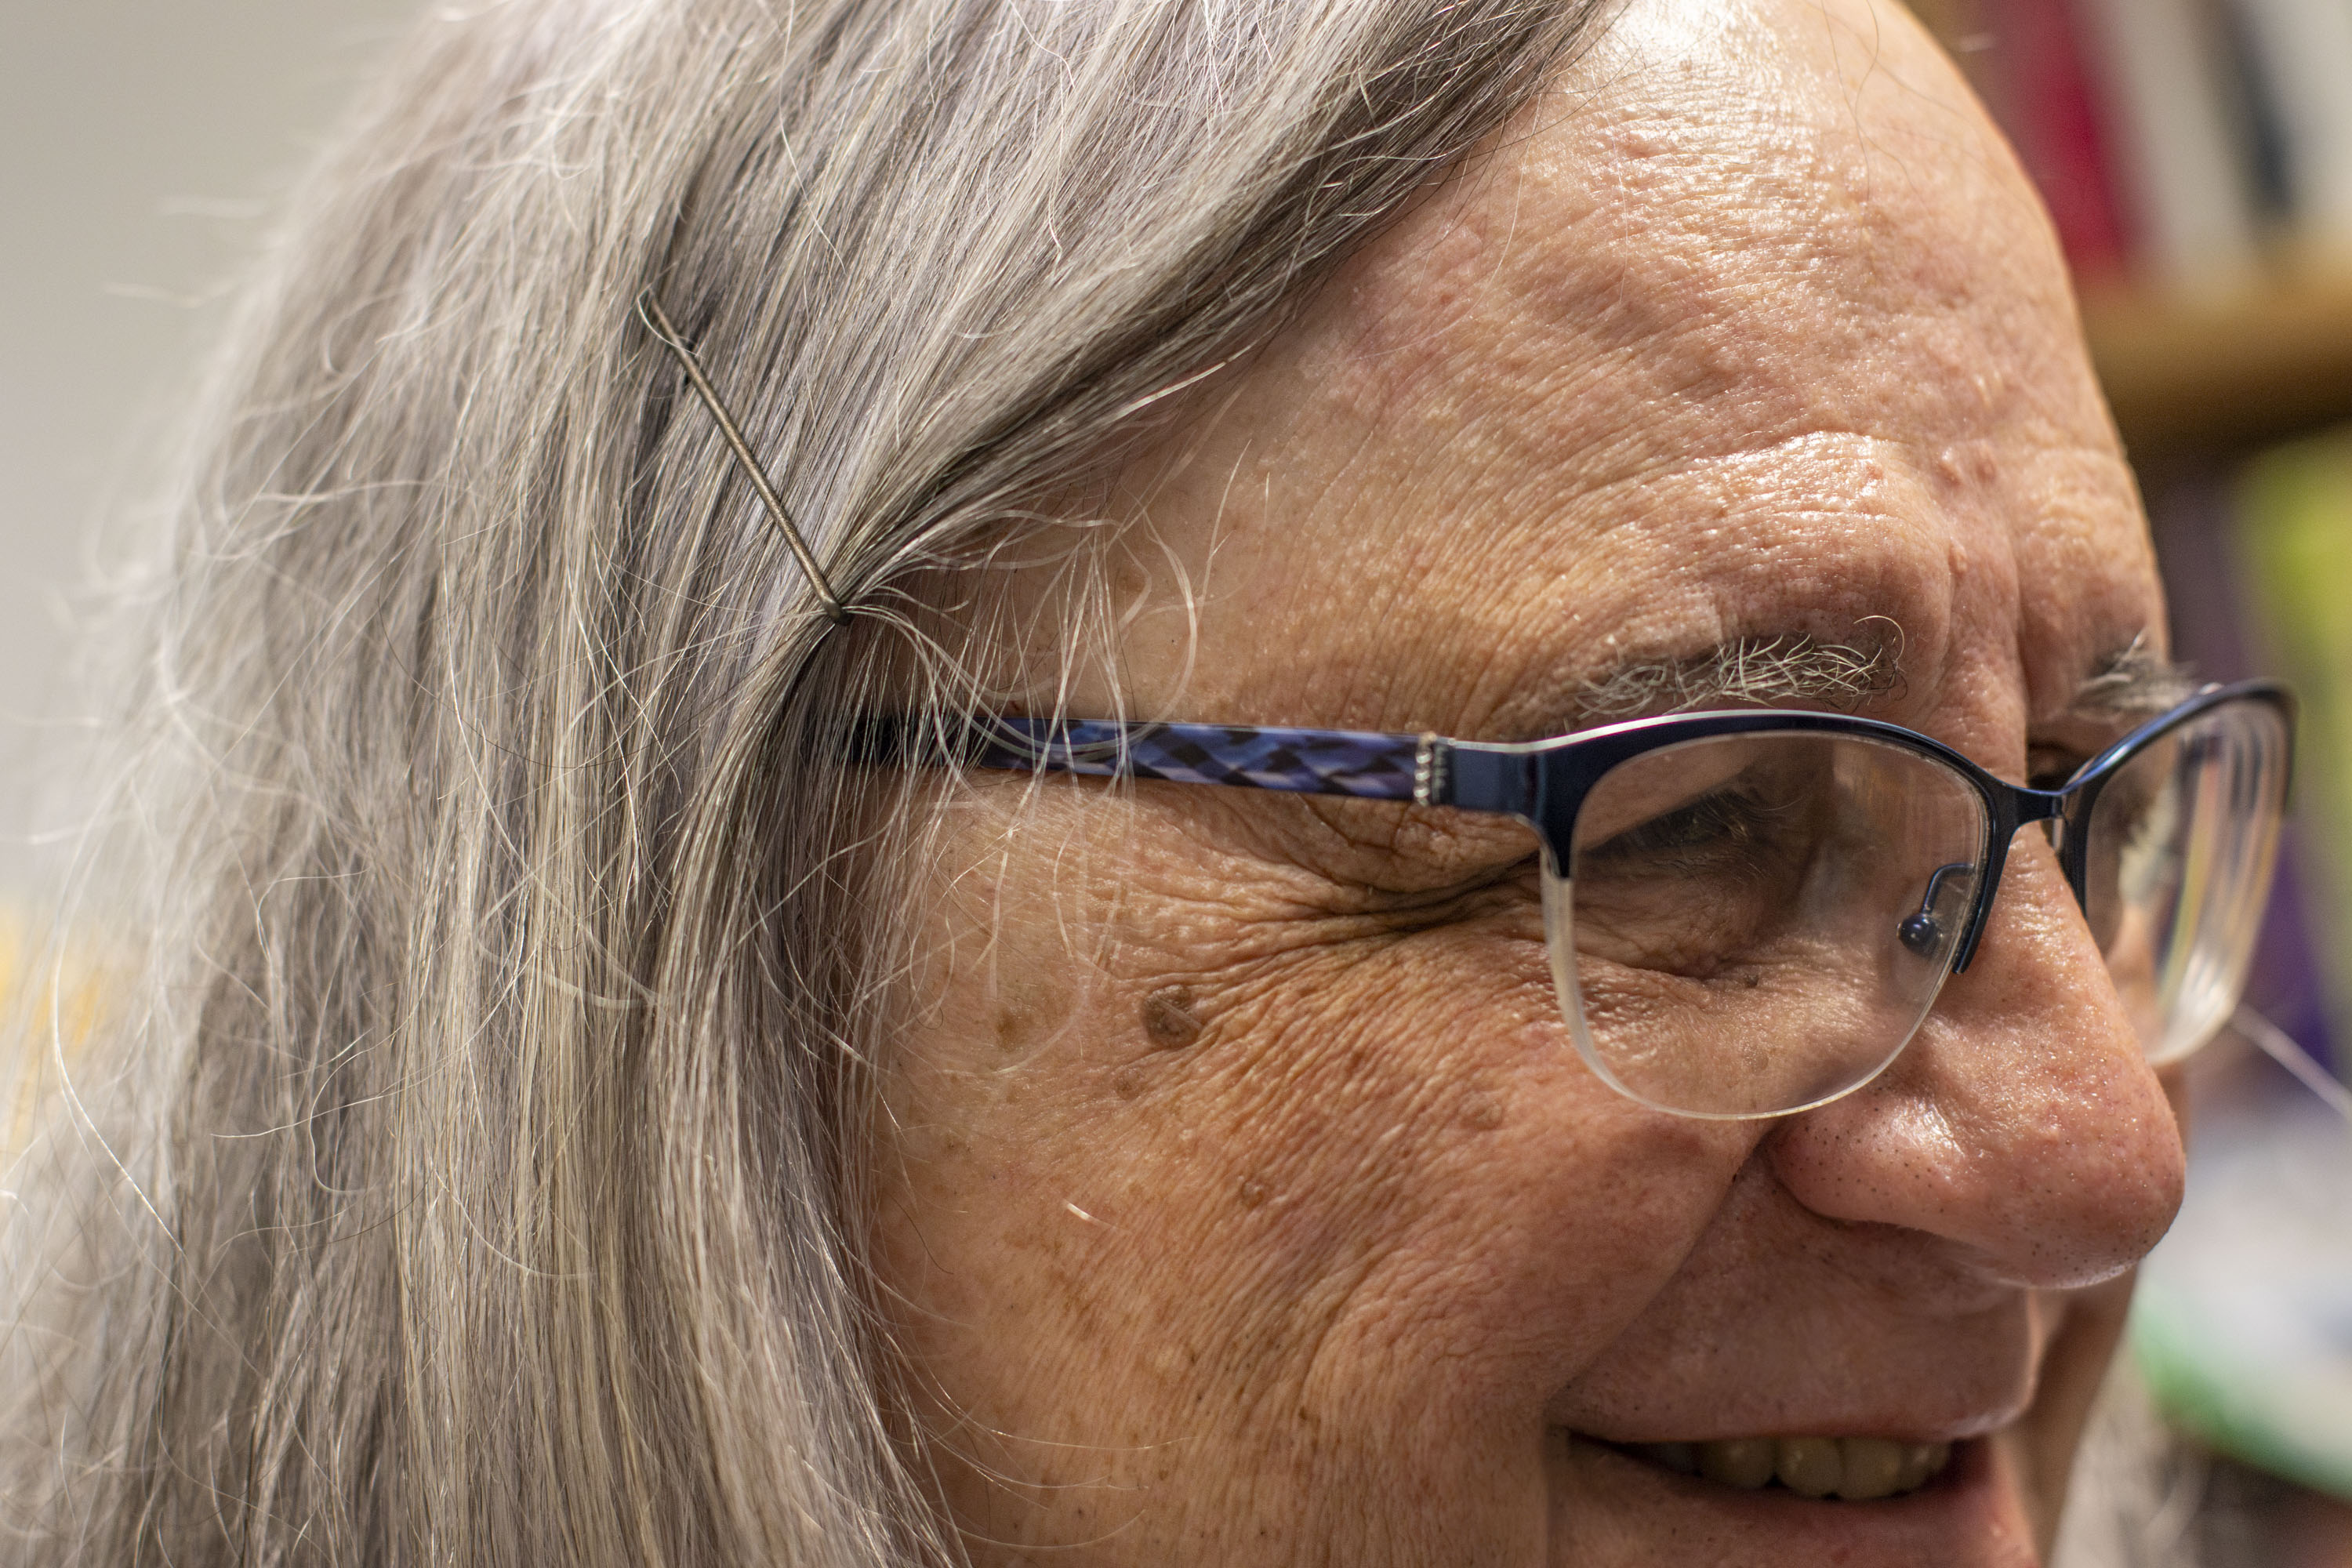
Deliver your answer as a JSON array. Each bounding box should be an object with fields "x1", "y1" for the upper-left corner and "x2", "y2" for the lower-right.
[
  {"x1": 872, "y1": 835, "x2": 1753, "y2": 1508},
  {"x1": 1181, "y1": 939, "x2": 1740, "y2": 1406}
]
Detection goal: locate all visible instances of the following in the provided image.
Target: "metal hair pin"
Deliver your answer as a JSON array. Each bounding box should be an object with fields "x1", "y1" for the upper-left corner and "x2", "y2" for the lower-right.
[{"x1": 637, "y1": 289, "x2": 851, "y2": 626}]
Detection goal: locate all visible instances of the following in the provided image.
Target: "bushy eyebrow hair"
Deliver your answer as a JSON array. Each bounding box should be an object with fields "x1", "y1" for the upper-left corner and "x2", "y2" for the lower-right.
[
  {"x1": 2071, "y1": 640, "x2": 2198, "y2": 718},
  {"x1": 1572, "y1": 630, "x2": 1905, "y2": 723}
]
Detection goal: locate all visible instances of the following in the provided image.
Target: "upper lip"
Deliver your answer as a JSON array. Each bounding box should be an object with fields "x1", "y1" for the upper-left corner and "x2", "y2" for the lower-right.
[
  {"x1": 1573, "y1": 1425, "x2": 1985, "y2": 1446},
  {"x1": 1544, "y1": 1352, "x2": 2034, "y2": 1448},
  {"x1": 1559, "y1": 1400, "x2": 2024, "y2": 1448}
]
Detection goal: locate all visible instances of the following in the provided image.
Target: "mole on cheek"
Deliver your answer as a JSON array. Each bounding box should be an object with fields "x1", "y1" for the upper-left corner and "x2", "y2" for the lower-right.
[{"x1": 1142, "y1": 985, "x2": 1204, "y2": 1049}]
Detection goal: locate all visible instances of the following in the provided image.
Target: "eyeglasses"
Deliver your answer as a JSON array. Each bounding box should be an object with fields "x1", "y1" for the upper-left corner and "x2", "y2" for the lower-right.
[
  {"x1": 629, "y1": 300, "x2": 2295, "y2": 1114},
  {"x1": 909, "y1": 680, "x2": 2292, "y2": 1120}
]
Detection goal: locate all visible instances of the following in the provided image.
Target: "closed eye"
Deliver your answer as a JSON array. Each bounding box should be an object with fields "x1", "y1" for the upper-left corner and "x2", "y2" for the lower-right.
[{"x1": 1581, "y1": 785, "x2": 1802, "y2": 873}]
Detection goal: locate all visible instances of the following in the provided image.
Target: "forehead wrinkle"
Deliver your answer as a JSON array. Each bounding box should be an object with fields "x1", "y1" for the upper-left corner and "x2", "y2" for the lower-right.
[
  {"x1": 1273, "y1": 459, "x2": 1964, "y2": 743},
  {"x1": 1444, "y1": 61, "x2": 2065, "y2": 478},
  {"x1": 1087, "y1": 4, "x2": 2137, "y2": 768}
]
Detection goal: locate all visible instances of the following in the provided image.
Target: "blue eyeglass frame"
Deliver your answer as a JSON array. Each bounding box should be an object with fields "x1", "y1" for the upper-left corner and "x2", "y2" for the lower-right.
[{"x1": 907, "y1": 677, "x2": 2292, "y2": 977}]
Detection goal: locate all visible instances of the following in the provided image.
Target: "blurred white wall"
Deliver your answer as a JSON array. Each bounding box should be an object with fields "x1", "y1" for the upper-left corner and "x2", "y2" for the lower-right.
[{"x1": 0, "y1": 0, "x2": 418, "y2": 895}]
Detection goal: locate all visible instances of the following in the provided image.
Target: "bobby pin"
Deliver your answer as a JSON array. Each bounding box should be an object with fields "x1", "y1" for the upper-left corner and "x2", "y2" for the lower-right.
[{"x1": 637, "y1": 289, "x2": 851, "y2": 626}]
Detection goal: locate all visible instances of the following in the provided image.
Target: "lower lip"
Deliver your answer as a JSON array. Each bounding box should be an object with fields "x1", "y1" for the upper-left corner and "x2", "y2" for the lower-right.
[{"x1": 1549, "y1": 1432, "x2": 2039, "y2": 1566}]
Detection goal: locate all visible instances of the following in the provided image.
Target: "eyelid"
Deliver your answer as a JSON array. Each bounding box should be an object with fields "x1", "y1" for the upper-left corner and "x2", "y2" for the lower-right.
[
  {"x1": 2027, "y1": 747, "x2": 2083, "y2": 788},
  {"x1": 1584, "y1": 790, "x2": 1755, "y2": 860},
  {"x1": 2030, "y1": 713, "x2": 2142, "y2": 786},
  {"x1": 2036, "y1": 702, "x2": 2147, "y2": 751},
  {"x1": 1563, "y1": 745, "x2": 1760, "y2": 848}
]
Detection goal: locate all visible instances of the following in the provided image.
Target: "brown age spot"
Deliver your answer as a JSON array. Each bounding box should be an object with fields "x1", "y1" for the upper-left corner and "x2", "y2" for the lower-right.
[
  {"x1": 996, "y1": 984, "x2": 1045, "y2": 1053},
  {"x1": 994, "y1": 975, "x2": 1069, "y2": 1055},
  {"x1": 1109, "y1": 550, "x2": 1150, "y2": 606},
  {"x1": 1237, "y1": 1177, "x2": 1271, "y2": 1209},
  {"x1": 1142, "y1": 985, "x2": 1203, "y2": 1050},
  {"x1": 1111, "y1": 1062, "x2": 1150, "y2": 1101},
  {"x1": 1459, "y1": 1091, "x2": 1506, "y2": 1131}
]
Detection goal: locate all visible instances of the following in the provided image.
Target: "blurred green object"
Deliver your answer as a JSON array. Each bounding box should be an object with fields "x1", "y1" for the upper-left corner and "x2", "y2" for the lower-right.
[
  {"x1": 2238, "y1": 433, "x2": 2352, "y2": 1054},
  {"x1": 2132, "y1": 1013, "x2": 2352, "y2": 1502}
]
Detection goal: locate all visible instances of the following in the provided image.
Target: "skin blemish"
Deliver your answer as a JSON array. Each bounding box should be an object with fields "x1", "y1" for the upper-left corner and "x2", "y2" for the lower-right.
[
  {"x1": 1459, "y1": 1092, "x2": 1506, "y2": 1132},
  {"x1": 1237, "y1": 1177, "x2": 1272, "y2": 1210},
  {"x1": 994, "y1": 975, "x2": 1066, "y2": 1055},
  {"x1": 1110, "y1": 552, "x2": 1149, "y2": 604},
  {"x1": 1142, "y1": 985, "x2": 1204, "y2": 1049},
  {"x1": 1111, "y1": 1063, "x2": 1150, "y2": 1100},
  {"x1": 1935, "y1": 441, "x2": 2000, "y2": 490},
  {"x1": 996, "y1": 988, "x2": 1049, "y2": 1053}
]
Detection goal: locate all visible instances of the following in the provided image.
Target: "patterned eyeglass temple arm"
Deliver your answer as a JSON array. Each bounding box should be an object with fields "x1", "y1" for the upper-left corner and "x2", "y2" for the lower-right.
[{"x1": 883, "y1": 716, "x2": 1541, "y2": 817}]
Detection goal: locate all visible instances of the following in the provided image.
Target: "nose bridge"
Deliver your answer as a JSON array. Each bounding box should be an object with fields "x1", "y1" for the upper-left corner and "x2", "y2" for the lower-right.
[
  {"x1": 1948, "y1": 784, "x2": 2078, "y2": 974},
  {"x1": 2009, "y1": 784, "x2": 2071, "y2": 828},
  {"x1": 1769, "y1": 782, "x2": 2187, "y2": 1286}
]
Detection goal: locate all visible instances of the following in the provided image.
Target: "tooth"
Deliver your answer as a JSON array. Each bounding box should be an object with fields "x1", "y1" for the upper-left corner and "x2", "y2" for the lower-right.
[
  {"x1": 1697, "y1": 1437, "x2": 1777, "y2": 1490},
  {"x1": 1897, "y1": 1443, "x2": 1933, "y2": 1491},
  {"x1": 1835, "y1": 1437, "x2": 1905, "y2": 1500},
  {"x1": 1634, "y1": 1442, "x2": 1700, "y2": 1476},
  {"x1": 1774, "y1": 1436, "x2": 1842, "y2": 1498},
  {"x1": 1908, "y1": 1442, "x2": 1952, "y2": 1490},
  {"x1": 1896, "y1": 1441, "x2": 1949, "y2": 1491},
  {"x1": 1675, "y1": 1435, "x2": 1955, "y2": 1497}
]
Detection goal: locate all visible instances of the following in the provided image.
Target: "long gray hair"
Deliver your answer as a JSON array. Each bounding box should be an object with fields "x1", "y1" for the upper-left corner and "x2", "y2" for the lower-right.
[{"x1": 0, "y1": 0, "x2": 1610, "y2": 1562}]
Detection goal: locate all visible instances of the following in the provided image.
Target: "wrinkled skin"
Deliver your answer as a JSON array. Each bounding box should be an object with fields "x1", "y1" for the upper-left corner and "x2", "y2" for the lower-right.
[{"x1": 873, "y1": 2, "x2": 2184, "y2": 1563}]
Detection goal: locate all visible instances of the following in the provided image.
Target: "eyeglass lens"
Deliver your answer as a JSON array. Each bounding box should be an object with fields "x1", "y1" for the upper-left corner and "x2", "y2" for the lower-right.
[
  {"x1": 1542, "y1": 732, "x2": 1989, "y2": 1118},
  {"x1": 2083, "y1": 699, "x2": 2291, "y2": 1067},
  {"x1": 1538, "y1": 696, "x2": 2288, "y2": 1119}
]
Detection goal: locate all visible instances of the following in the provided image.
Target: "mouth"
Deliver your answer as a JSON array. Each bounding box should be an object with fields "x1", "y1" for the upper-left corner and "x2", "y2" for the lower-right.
[
  {"x1": 1602, "y1": 1435, "x2": 1957, "y2": 1501},
  {"x1": 1548, "y1": 1432, "x2": 2031, "y2": 1566}
]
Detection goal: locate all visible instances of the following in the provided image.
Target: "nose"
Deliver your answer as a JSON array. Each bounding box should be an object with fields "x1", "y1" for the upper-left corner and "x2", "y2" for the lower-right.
[{"x1": 1766, "y1": 829, "x2": 2187, "y2": 1289}]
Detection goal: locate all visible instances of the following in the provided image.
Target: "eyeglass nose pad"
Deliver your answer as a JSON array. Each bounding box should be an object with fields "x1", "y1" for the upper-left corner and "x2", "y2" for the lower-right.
[{"x1": 1897, "y1": 861, "x2": 1979, "y2": 959}]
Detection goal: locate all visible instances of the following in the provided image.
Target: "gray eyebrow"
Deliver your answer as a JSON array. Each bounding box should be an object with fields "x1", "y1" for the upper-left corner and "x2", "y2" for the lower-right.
[
  {"x1": 1573, "y1": 630, "x2": 1905, "y2": 724},
  {"x1": 2071, "y1": 640, "x2": 2198, "y2": 719}
]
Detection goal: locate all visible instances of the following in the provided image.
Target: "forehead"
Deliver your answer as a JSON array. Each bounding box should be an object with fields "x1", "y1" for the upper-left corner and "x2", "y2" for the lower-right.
[{"x1": 1102, "y1": 0, "x2": 2158, "y2": 747}]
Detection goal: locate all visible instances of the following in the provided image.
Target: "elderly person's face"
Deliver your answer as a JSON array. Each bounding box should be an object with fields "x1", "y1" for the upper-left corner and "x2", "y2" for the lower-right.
[{"x1": 875, "y1": 1, "x2": 2183, "y2": 1563}]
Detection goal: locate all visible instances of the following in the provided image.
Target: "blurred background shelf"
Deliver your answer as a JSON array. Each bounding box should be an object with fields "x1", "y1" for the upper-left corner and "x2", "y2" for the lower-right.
[{"x1": 2087, "y1": 274, "x2": 2352, "y2": 456}]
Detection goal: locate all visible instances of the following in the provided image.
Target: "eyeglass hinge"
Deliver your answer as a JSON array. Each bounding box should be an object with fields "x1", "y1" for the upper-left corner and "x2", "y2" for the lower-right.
[{"x1": 1414, "y1": 733, "x2": 1448, "y2": 808}]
